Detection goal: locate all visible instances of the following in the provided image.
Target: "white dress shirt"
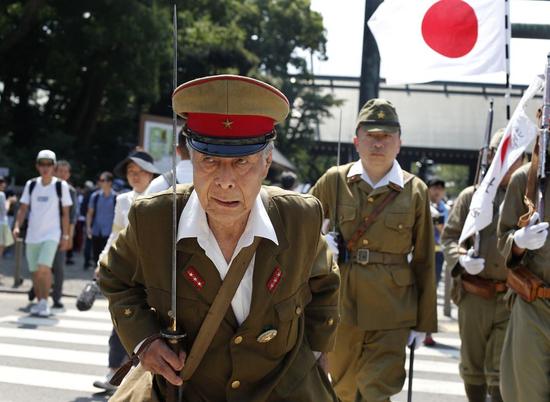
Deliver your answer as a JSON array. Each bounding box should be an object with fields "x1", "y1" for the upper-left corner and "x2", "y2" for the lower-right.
[
  {"x1": 347, "y1": 159, "x2": 404, "y2": 189},
  {"x1": 97, "y1": 190, "x2": 143, "y2": 267},
  {"x1": 177, "y1": 191, "x2": 278, "y2": 325},
  {"x1": 146, "y1": 160, "x2": 194, "y2": 195}
]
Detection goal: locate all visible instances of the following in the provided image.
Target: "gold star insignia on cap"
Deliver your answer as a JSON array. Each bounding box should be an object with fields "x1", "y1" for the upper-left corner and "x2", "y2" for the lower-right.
[
  {"x1": 123, "y1": 308, "x2": 132, "y2": 316},
  {"x1": 377, "y1": 111, "x2": 385, "y2": 119},
  {"x1": 222, "y1": 118, "x2": 234, "y2": 129}
]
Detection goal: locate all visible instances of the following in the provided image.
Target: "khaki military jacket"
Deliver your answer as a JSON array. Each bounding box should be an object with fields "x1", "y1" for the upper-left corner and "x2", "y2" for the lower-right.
[
  {"x1": 442, "y1": 185, "x2": 508, "y2": 281},
  {"x1": 99, "y1": 185, "x2": 340, "y2": 402},
  {"x1": 310, "y1": 162, "x2": 437, "y2": 332},
  {"x1": 498, "y1": 163, "x2": 550, "y2": 284}
]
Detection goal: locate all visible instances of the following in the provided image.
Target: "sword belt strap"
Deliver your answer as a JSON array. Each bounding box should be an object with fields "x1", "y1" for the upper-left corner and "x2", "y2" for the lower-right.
[{"x1": 347, "y1": 188, "x2": 400, "y2": 251}]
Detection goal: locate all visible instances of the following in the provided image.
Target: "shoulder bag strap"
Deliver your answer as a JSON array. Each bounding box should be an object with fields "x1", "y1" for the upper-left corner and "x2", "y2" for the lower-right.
[{"x1": 180, "y1": 236, "x2": 261, "y2": 381}]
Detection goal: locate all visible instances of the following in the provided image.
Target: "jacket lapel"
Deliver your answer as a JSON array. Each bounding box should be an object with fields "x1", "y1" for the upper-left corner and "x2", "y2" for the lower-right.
[
  {"x1": 177, "y1": 238, "x2": 239, "y2": 329},
  {"x1": 242, "y1": 190, "x2": 289, "y2": 326}
]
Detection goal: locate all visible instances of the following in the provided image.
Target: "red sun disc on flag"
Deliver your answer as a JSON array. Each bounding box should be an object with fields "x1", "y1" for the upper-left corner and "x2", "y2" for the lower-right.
[{"x1": 421, "y1": 0, "x2": 478, "y2": 58}]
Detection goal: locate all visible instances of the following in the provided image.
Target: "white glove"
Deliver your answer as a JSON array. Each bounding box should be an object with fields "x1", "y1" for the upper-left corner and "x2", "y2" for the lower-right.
[
  {"x1": 459, "y1": 248, "x2": 485, "y2": 275},
  {"x1": 408, "y1": 330, "x2": 425, "y2": 350},
  {"x1": 513, "y1": 212, "x2": 549, "y2": 250},
  {"x1": 325, "y1": 232, "x2": 339, "y2": 259}
]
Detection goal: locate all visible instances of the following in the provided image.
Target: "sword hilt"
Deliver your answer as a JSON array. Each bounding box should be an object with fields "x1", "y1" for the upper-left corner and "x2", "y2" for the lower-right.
[{"x1": 162, "y1": 316, "x2": 187, "y2": 402}]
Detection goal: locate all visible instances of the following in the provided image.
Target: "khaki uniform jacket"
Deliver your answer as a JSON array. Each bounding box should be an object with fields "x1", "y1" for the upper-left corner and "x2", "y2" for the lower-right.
[
  {"x1": 310, "y1": 163, "x2": 437, "y2": 332},
  {"x1": 498, "y1": 163, "x2": 550, "y2": 283},
  {"x1": 99, "y1": 185, "x2": 340, "y2": 402},
  {"x1": 442, "y1": 185, "x2": 508, "y2": 283}
]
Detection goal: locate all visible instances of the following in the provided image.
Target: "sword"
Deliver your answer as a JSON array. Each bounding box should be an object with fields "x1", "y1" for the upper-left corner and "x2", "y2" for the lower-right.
[
  {"x1": 407, "y1": 340, "x2": 415, "y2": 402},
  {"x1": 161, "y1": 3, "x2": 186, "y2": 401},
  {"x1": 537, "y1": 53, "x2": 550, "y2": 218},
  {"x1": 473, "y1": 99, "x2": 494, "y2": 256}
]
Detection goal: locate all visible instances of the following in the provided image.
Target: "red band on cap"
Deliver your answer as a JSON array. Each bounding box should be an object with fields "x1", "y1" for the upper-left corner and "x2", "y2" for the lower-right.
[{"x1": 187, "y1": 113, "x2": 275, "y2": 138}]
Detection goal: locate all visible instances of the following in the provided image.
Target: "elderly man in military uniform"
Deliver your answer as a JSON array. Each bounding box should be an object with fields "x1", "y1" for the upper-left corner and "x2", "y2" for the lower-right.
[
  {"x1": 99, "y1": 75, "x2": 340, "y2": 401},
  {"x1": 441, "y1": 129, "x2": 523, "y2": 402},
  {"x1": 310, "y1": 99, "x2": 437, "y2": 402},
  {"x1": 497, "y1": 150, "x2": 550, "y2": 402}
]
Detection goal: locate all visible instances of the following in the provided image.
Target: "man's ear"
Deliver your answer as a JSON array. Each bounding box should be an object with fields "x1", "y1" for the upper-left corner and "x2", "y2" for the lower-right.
[{"x1": 263, "y1": 152, "x2": 273, "y2": 177}]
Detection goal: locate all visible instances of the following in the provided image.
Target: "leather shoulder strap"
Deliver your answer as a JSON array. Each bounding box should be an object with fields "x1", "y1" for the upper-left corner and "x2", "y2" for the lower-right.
[
  {"x1": 519, "y1": 145, "x2": 539, "y2": 228},
  {"x1": 181, "y1": 236, "x2": 261, "y2": 381},
  {"x1": 347, "y1": 187, "x2": 400, "y2": 251}
]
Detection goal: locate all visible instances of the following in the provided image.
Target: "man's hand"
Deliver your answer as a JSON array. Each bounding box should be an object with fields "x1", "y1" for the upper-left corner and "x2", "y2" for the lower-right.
[
  {"x1": 139, "y1": 338, "x2": 186, "y2": 386},
  {"x1": 459, "y1": 248, "x2": 485, "y2": 275},
  {"x1": 408, "y1": 330, "x2": 425, "y2": 350},
  {"x1": 513, "y1": 212, "x2": 549, "y2": 250},
  {"x1": 12, "y1": 226, "x2": 20, "y2": 239},
  {"x1": 317, "y1": 352, "x2": 329, "y2": 374},
  {"x1": 325, "y1": 232, "x2": 339, "y2": 260},
  {"x1": 87, "y1": 227, "x2": 93, "y2": 239},
  {"x1": 59, "y1": 238, "x2": 71, "y2": 251}
]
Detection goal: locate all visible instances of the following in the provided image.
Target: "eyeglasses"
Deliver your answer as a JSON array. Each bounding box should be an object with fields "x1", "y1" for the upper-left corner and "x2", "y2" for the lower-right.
[
  {"x1": 38, "y1": 162, "x2": 54, "y2": 167},
  {"x1": 98, "y1": 179, "x2": 112, "y2": 183}
]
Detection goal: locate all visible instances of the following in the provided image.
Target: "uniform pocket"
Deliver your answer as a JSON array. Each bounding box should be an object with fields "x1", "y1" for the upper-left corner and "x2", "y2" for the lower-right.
[
  {"x1": 391, "y1": 268, "x2": 415, "y2": 286},
  {"x1": 266, "y1": 285, "x2": 311, "y2": 358}
]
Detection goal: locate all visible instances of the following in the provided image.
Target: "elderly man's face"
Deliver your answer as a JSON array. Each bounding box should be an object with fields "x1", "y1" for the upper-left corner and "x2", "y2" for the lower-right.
[{"x1": 192, "y1": 151, "x2": 271, "y2": 225}]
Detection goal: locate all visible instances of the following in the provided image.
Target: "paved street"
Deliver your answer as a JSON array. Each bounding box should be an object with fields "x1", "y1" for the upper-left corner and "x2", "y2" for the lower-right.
[
  {"x1": 0, "y1": 292, "x2": 112, "y2": 402},
  {"x1": 0, "y1": 250, "x2": 468, "y2": 401}
]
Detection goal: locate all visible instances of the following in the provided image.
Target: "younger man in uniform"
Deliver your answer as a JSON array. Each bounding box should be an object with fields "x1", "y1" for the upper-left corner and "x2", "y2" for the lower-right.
[
  {"x1": 310, "y1": 99, "x2": 437, "y2": 402},
  {"x1": 100, "y1": 75, "x2": 340, "y2": 401},
  {"x1": 497, "y1": 147, "x2": 550, "y2": 402},
  {"x1": 441, "y1": 129, "x2": 523, "y2": 402}
]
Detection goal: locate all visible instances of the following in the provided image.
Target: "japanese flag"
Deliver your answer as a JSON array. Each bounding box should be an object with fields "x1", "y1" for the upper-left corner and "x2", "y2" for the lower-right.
[
  {"x1": 368, "y1": 0, "x2": 506, "y2": 85},
  {"x1": 458, "y1": 75, "x2": 544, "y2": 245}
]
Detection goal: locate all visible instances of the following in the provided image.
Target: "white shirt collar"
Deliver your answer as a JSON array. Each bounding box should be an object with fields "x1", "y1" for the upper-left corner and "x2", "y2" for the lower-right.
[
  {"x1": 347, "y1": 159, "x2": 404, "y2": 189},
  {"x1": 177, "y1": 190, "x2": 279, "y2": 248}
]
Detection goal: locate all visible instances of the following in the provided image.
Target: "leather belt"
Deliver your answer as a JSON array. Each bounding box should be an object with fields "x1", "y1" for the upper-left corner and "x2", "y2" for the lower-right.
[
  {"x1": 494, "y1": 281, "x2": 508, "y2": 293},
  {"x1": 352, "y1": 248, "x2": 408, "y2": 265}
]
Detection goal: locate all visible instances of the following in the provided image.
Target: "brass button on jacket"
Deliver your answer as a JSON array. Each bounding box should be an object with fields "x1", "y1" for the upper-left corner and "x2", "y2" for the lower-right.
[
  {"x1": 231, "y1": 380, "x2": 241, "y2": 389},
  {"x1": 234, "y1": 336, "x2": 243, "y2": 345}
]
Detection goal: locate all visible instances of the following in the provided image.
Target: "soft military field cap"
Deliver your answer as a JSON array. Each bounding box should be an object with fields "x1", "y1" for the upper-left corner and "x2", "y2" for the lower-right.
[
  {"x1": 36, "y1": 149, "x2": 56, "y2": 163},
  {"x1": 489, "y1": 128, "x2": 505, "y2": 150},
  {"x1": 172, "y1": 74, "x2": 289, "y2": 157},
  {"x1": 114, "y1": 150, "x2": 160, "y2": 178},
  {"x1": 356, "y1": 98, "x2": 400, "y2": 133}
]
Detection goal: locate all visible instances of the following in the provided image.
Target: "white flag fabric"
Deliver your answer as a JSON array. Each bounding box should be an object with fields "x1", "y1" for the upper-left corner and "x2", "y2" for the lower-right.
[
  {"x1": 458, "y1": 75, "x2": 544, "y2": 245},
  {"x1": 368, "y1": 0, "x2": 506, "y2": 85}
]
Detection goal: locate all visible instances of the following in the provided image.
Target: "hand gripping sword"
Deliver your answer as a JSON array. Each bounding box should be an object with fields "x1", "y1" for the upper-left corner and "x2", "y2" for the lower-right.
[{"x1": 161, "y1": 3, "x2": 186, "y2": 401}]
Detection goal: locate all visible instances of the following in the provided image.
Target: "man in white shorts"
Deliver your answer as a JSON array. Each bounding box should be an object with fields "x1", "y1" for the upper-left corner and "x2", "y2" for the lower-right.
[{"x1": 13, "y1": 150, "x2": 72, "y2": 317}]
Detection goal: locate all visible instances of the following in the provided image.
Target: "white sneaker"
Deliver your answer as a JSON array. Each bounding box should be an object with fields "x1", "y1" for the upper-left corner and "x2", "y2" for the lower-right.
[
  {"x1": 93, "y1": 370, "x2": 118, "y2": 391},
  {"x1": 37, "y1": 299, "x2": 51, "y2": 317},
  {"x1": 29, "y1": 303, "x2": 40, "y2": 315}
]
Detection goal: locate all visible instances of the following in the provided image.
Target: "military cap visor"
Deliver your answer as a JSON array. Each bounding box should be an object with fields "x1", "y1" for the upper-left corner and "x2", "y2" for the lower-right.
[{"x1": 172, "y1": 75, "x2": 289, "y2": 157}]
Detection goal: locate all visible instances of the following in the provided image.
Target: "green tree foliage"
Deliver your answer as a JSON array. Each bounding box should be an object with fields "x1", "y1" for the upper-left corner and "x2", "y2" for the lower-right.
[{"x1": 0, "y1": 0, "x2": 340, "y2": 184}]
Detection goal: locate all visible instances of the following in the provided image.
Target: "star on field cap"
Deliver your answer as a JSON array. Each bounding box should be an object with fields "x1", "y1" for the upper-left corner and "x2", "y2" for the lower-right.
[
  {"x1": 356, "y1": 98, "x2": 400, "y2": 133},
  {"x1": 172, "y1": 75, "x2": 289, "y2": 157}
]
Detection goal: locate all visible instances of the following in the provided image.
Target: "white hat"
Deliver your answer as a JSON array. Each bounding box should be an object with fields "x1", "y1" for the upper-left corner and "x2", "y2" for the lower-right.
[{"x1": 36, "y1": 149, "x2": 56, "y2": 163}]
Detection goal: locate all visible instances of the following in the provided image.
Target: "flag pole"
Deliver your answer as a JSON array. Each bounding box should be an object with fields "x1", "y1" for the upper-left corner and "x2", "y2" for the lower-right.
[{"x1": 504, "y1": 0, "x2": 511, "y2": 121}]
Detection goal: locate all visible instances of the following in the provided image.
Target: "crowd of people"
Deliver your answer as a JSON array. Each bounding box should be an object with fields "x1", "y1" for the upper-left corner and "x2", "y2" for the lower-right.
[{"x1": 0, "y1": 74, "x2": 547, "y2": 402}]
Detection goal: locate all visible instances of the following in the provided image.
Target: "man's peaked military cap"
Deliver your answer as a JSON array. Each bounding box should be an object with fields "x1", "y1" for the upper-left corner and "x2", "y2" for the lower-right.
[
  {"x1": 172, "y1": 75, "x2": 289, "y2": 157},
  {"x1": 356, "y1": 98, "x2": 400, "y2": 133}
]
